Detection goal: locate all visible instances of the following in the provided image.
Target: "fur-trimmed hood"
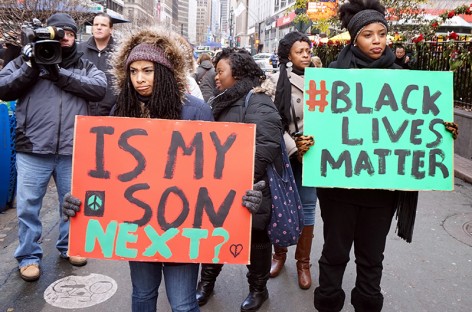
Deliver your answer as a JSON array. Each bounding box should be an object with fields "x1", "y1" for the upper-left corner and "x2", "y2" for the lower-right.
[{"x1": 110, "y1": 26, "x2": 189, "y2": 101}]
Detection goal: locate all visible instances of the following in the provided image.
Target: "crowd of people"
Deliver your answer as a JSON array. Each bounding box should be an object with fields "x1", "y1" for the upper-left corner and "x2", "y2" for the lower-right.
[{"x1": 0, "y1": 0, "x2": 459, "y2": 311}]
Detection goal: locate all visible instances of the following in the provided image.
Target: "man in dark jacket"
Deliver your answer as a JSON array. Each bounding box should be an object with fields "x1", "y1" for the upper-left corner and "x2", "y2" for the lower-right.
[
  {"x1": 78, "y1": 13, "x2": 116, "y2": 116},
  {"x1": 0, "y1": 13, "x2": 106, "y2": 282}
]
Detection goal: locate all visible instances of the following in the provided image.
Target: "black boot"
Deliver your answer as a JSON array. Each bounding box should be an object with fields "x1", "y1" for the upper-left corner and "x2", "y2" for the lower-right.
[
  {"x1": 240, "y1": 242, "x2": 272, "y2": 312},
  {"x1": 241, "y1": 289, "x2": 269, "y2": 312},
  {"x1": 196, "y1": 264, "x2": 223, "y2": 306}
]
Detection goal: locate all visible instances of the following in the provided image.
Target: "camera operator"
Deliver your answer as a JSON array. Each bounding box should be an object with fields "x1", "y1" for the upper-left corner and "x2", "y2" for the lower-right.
[{"x1": 0, "y1": 13, "x2": 106, "y2": 282}]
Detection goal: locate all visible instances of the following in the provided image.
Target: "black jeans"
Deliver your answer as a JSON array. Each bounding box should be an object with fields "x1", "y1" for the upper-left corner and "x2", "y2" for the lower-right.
[{"x1": 314, "y1": 188, "x2": 396, "y2": 312}]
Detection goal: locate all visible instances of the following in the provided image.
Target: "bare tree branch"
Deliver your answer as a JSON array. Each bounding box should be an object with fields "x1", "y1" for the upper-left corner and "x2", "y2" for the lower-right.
[{"x1": 0, "y1": 0, "x2": 95, "y2": 46}]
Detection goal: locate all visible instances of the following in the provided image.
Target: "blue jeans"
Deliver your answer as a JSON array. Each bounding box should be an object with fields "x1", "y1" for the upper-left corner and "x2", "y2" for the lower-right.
[
  {"x1": 291, "y1": 158, "x2": 317, "y2": 226},
  {"x1": 129, "y1": 261, "x2": 200, "y2": 312},
  {"x1": 14, "y1": 152, "x2": 72, "y2": 268}
]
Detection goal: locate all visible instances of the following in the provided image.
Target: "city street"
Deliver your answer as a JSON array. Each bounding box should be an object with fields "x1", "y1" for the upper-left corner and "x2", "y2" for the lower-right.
[{"x1": 1, "y1": 177, "x2": 472, "y2": 312}]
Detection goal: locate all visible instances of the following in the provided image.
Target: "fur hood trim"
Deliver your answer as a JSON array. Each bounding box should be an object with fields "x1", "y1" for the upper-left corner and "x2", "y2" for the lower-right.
[{"x1": 110, "y1": 26, "x2": 188, "y2": 101}]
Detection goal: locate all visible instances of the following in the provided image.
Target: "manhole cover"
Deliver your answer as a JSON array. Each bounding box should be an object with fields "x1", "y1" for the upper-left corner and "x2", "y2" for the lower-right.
[
  {"x1": 44, "y1": 273, "x2": 117, "y2": 309},
  {"x1": 443, "y1": 213, "x2": 472, "y2": 247},
  {"x1": 464, "y1": 221, "x2": 472, "y2": 237}
]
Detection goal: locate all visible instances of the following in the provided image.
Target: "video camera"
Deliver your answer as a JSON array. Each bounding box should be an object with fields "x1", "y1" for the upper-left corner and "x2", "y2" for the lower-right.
[{"x1": 21, "y1": 19, "x2": 64, "y2": 65}]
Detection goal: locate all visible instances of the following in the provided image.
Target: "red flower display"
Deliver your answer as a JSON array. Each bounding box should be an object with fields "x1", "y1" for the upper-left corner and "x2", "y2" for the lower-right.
[
  {"x1": 412, "y1": 34, "x2": 424, "y2": 43},
  {"x1": 449, "y1": 31, "x2": 459, "y2": 40}
]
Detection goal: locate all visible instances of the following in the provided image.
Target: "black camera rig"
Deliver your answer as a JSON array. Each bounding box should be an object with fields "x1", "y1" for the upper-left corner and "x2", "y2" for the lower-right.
[{"x1": 21, "y1": 18, "x2": 65, "y2": 65}]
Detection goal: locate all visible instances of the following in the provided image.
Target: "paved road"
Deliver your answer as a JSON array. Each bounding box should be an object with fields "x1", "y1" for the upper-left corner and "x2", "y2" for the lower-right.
[{"x1": 1, "y1": 178, "x2": 471, "y2": 312}]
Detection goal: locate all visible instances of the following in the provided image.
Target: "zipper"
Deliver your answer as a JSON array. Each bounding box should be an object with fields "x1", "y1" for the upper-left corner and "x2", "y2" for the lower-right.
[
  {"x1": 55, "y1": 92, "x2": 63, "y2": 154},
  {"x1": 207, "y1": 90, "x2": 227, "y2": 108}
]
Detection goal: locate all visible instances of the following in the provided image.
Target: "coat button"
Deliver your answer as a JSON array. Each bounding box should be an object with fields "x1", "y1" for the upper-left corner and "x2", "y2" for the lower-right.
[{"x1": 297, "y1": 98, "x2": 301, "y2": 103}]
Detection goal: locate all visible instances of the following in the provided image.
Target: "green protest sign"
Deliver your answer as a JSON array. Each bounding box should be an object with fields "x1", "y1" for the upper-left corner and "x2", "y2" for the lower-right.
[{"x1": 303, "y1": 68, "x2": 454, "y2": 191}]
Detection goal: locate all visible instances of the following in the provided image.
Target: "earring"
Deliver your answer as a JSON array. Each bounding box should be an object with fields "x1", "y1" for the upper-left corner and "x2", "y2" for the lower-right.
[{"x1": 286, "y1": 61, "x2": 293, "y2": 73}]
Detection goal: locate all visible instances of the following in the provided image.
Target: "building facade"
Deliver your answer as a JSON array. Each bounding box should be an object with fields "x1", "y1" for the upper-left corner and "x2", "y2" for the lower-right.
[
  {"x1": 124, "y1": 0, "x2": 155, "y2": 25},
  {"x1": 196, "y1": 0, "x2": 213, "y2": 45}
]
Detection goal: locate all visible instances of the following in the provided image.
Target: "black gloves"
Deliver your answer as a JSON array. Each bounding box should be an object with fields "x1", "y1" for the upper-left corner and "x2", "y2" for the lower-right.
[
  {"x1": 39, "y1": 64, "x2": 60, "y2": 81},
  {"x1": 22, "y1": 43, "x2": 59, "y2": 79},
  {"x1": 242, "y1": 180, "x2": 266, "y2": 214},
  {"x1": 62, "y1": 193, "x2": 81, "y2": 222},
  {"x1": 444, "y1": 121, "x2": 458, "y2": 140}
]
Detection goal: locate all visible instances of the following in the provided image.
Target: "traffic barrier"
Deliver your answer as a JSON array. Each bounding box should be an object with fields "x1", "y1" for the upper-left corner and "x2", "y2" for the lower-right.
[{"x1": 0, "y1": 100, "x2": 16, "y2": 212}]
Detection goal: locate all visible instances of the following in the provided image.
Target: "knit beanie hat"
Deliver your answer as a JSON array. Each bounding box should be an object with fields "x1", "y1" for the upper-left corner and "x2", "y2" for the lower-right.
[
  {"x1": 277, "y1": 31, "x2": 311, "y2": 64},
  {"x1": 47, "y1": 13, "x2": 78, "y2": 36},
  {"x1": 347, "y1": 9, "x2": 388, "y2": 43},
  {"x1": 125, "y1": 43, "x2": 173, "y2": 70}
]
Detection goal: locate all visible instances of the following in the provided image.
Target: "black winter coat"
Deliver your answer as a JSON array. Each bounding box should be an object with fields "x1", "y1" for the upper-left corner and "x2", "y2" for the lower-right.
[
  {"x1": 215, "y1": 90, "x2": 283, "y2": 231},
  {"x1": 194, "y1": 60, "x2": 216, "y2": 102},
  {"x1": 78, "y1": 36, "x2": 117, "y2": 116}
]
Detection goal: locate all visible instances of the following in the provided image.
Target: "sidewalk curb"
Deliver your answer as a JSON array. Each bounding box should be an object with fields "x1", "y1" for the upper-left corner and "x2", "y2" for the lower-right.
[{"x1": 454, "y1": 154, "x2": 472, "y2": 184}]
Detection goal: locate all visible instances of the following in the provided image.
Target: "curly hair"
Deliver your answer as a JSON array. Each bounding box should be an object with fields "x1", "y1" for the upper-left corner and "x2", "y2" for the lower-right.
[
  {"x1": 113, "y1": 63, "x2": 182, "y2": 119},
  {"x1": 339, "y1": 0, "x2": 386, "y2": 29},
  {"x1": 213, "y1": 47, "x2": 266, "y2": 86}
]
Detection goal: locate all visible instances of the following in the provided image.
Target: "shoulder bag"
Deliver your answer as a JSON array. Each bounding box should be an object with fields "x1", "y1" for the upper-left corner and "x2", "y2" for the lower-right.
[{"x1": 243, "y1": 90, "x2": 304, "y2": 247}]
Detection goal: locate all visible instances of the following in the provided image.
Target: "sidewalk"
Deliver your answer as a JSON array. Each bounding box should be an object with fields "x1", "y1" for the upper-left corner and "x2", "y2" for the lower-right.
[
  {"x1": 454, "y1": 154, "x2": 472, "y2": 184},
  {"x1": 1, "y1": 176, "x2": 472, "y2": 311}
]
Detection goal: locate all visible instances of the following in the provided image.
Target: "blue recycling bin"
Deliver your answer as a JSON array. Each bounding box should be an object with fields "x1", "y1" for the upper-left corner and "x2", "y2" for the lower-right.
[{"x1": 0, "y1": 100, "x2": 16, "y2": 212}]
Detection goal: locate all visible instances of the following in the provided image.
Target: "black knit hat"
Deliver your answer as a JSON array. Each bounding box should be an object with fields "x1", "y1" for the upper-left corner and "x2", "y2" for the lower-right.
[
  {"x1": 347, "y1": 9, "x2": 388, "y2": 43},
  {"x1": 277, "y1": 31, "x2": 311, "y2": 64},
  {"x1": 47, "y1": 13, "x2": 78, "y2": 36}
]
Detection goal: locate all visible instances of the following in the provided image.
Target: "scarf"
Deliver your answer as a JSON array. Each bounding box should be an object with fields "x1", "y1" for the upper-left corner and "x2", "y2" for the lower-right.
[
  {"x1": 333, "y1": 44, "x2": 396, "y2": 69},
  {"x1": 274, "y1": 64, "x2": 306, "y2": 131},
  {"x1": 210, "y1": 78, "x2": 255, "y2": 120},
  {"x1": 60, "y1": 43, "x2": 83, "y2": 68},
  {"x1": 395, "y1": 191, "x2": 419, "y2": 243}
]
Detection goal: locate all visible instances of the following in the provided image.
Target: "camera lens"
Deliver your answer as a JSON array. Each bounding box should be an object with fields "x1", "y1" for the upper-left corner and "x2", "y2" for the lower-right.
[
  {"x1": 37, "y1": 45, "x2": 55, "y2": 61},
  {"x1": 33, "y1": 40, "x2": 62, "y2": 65}
]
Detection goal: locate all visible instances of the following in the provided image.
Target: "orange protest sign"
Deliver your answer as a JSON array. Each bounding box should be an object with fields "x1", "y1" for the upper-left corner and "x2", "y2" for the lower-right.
[
  {"x1": 69, "y1": 116, "x2": 256, "y2": 264},
  {"x1": 307, "y1": 1, "x2": 338, "y2": 21}
]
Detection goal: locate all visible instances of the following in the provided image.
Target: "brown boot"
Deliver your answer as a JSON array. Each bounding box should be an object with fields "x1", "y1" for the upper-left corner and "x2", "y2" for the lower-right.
[
  {"x1": 295, "y1": 225, "x2": 314, "y2": 289},
  {"x1": 269, "y1": 245, "x2": 287, "y2": 278}
]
